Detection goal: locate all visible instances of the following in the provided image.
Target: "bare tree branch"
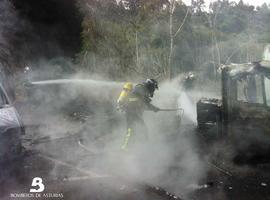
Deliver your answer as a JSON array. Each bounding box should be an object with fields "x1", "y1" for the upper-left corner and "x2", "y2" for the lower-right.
[
  {"x1": 125, "y1": 65, "x2": 144, "y2": 76},
  {"x1": 173, "y1": 8, "x2": 190, "y2": 38}
]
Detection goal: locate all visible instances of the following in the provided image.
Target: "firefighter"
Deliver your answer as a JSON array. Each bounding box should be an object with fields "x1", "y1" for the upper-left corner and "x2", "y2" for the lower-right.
[
  {"x1": 121, "y1": 79, "x2": 160, "y2": 150},
  {"x1": 183, "y1": 72, "x2": 196, "y2": 90}
]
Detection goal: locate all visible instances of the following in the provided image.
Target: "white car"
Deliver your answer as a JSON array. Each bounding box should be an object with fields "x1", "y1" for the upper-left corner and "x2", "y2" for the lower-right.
[{"x1": 0, "y1": 83, "x2": 24, "y2": 162}]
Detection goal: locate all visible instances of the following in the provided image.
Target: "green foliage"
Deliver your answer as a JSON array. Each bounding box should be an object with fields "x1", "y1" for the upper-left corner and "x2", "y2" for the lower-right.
[{"x1": 77, "y1": 0, "x2": 270, "y2": 80}]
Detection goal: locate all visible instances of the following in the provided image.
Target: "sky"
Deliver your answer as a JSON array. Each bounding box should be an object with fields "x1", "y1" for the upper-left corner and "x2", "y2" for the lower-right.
[{"x1": 182, "y1": 0, "x2": 270, "y2": 8}]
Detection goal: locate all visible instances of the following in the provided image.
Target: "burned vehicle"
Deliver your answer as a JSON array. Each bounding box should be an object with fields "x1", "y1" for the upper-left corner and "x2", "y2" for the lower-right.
[
  {"x1": 0, "y1": 83, "x2": 24, "y2": 162},
  {"x1": 197, "y1": 61, "x2": 270, "y2": 163}
]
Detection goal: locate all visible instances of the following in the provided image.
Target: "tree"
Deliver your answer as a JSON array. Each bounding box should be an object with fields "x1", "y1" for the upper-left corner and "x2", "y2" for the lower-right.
[{"x1": 167, "y1": 0, "x2": 190, "y2": 79}]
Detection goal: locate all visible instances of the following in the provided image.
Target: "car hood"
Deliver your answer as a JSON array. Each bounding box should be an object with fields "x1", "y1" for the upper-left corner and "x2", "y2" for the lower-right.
[{"x1": 0, "y1": 106, "x2": 21, "y2": 133}]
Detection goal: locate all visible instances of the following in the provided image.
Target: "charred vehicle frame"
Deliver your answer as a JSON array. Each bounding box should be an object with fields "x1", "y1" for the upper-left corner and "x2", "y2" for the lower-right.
[{"x1": 197, "y1": 61, "x2": 270, "y2": 163}]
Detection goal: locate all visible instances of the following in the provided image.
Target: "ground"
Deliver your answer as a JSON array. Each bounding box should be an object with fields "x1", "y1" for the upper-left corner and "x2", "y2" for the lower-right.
[{"x1": 1, "y1": 111, "x2": 270, "y2": 200}]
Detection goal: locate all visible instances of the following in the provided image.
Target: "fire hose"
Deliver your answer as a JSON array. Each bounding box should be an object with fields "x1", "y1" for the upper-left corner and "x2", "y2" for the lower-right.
[
  {"x1": 159, "y1": 108, "x2": 184, "y2": 112},
  {"x1": 159, "y1": 107, "x2": 184, "y2": 117}
]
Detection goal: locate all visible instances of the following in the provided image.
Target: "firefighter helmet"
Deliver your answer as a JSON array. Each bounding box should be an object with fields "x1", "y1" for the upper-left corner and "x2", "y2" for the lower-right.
[{"x1": 145, "y1": 78, "x2": 158, "y2": 97}]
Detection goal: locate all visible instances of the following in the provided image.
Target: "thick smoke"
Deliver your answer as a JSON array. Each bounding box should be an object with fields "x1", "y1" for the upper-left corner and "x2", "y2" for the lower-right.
[
  {"x1": 10, "y1": 0, "x2": 83, "y2": 62},
  {"x1": 19, "y1": 73, "x2": 211, "y2": 199},
  {"x1": 0, "y1": 0, "x2": 243, "y2": 199},
  {"x1": 0, "y1": 0, "x2": 17, "y2": 67},
  {"x1": 0, "y1": 0, "x2": 20, "y2": 100}
]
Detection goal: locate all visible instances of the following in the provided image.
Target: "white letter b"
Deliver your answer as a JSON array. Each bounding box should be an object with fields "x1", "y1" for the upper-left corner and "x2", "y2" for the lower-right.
[{"x1": 30, "y1": 177, "x2": 45, "y2": 193}]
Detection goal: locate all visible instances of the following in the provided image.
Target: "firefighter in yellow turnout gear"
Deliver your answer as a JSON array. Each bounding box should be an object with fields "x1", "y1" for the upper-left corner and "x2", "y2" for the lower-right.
[{"x1": 118, "y1": 79, "x2": 160, "y2": 150}]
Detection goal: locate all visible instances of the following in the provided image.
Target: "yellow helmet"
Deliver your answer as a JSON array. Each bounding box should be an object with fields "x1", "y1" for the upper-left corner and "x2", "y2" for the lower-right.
[{"x1": 123, "y1": 82, "x2": 133, "y2": 91}]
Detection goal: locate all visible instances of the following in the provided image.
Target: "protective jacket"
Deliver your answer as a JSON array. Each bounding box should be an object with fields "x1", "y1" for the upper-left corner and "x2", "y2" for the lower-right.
[
  {"x1": 121, "y1": 83, "x2": 159, "y2": 150},
  {"x1": 126, "y1": 83, "x2": 159, "y2": 115}
]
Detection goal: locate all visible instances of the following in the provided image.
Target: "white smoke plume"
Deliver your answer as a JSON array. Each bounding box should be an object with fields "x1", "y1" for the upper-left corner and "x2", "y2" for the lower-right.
[
  {"x1": 0, "y1": 0, "x2": 17, "y2": 66},
  {"x1": 18, "y1": 73, "x2": 211, "y2": 199},
  {"x1": 0, "y1": 1, "x2": 221, "y2": 199}
]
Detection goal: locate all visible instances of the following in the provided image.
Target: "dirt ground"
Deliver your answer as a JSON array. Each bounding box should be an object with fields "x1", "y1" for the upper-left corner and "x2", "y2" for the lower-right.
[
  {"x1": 1, "y1": 125, "x2": 270, "y2": 200},
  {"x1": 1, "y1": 103, "x2": 270, "y2": 200}
]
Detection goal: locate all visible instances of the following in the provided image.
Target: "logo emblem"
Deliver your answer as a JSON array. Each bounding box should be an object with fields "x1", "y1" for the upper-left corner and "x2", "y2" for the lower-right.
[{"x1": 30, "y1": 177, "x2": 45, "y2": 193}]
